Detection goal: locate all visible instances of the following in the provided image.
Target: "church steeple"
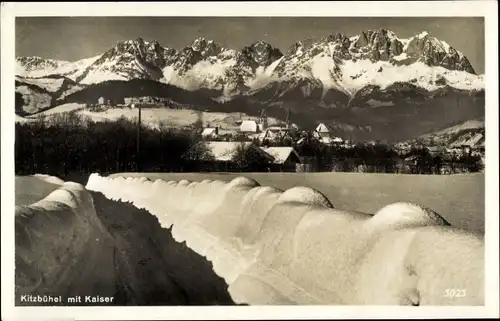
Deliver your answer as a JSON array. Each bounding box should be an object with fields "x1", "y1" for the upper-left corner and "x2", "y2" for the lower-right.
[{"x1": 259, "y1": 108, "x2": 268, "y2": 131}]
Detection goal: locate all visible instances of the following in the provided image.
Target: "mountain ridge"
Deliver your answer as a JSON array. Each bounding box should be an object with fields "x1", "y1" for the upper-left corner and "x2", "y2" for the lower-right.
[
  {"x1": 16, "y1": 29, "x2": 482, "y2": 91},
  {"x1": 15, "y1": 29, "x2": 485, "y2": 143}
]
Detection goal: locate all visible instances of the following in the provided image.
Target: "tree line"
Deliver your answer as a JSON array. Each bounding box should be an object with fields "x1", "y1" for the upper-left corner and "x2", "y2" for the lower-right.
[
  {"x1": 15, "y1": 113, "x2": 484, "y2": 177},
  {"x1": 15, "y1": 112, "x2": 201, "y2": 178}
]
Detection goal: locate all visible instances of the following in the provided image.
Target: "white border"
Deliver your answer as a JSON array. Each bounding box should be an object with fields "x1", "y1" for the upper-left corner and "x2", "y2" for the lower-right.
[{"x1": 1, "y1": 1, "x2": 498, "y2": 320}]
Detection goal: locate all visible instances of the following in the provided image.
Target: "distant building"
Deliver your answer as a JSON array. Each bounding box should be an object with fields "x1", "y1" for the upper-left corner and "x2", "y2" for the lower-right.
[
  {"x1": 260, "y1": 146, "x2": 301, "y2": 172},
  {"x1": 240, "y1": 120, "x2": 260, "y2": 133},
  {"x1": 315, "y1": 123, "x2": 331, "y2": 137},
  {"x1": 97, "y1": 97, "x2": 105, "y2": 105},
  {"x1": 258, "y1": 126, "x2": 293, "y2": 145},
  {"x1": 124, "y1": 97, "x2": 140, "y2": 106},
  {"x1": 314, "y1": 123, "x2": 344, "y2": 145},
  {"x1": 201, "y1": 127, "x2": 219, "y2": 139}
]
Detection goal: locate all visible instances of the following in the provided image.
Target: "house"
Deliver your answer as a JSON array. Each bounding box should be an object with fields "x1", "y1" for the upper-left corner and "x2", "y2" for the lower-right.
[
  {"x1": 295, "y1": 133, "x2": 322, "y2": 147},
  {"x1": 316, "y1": 135, "x2": 343, "y2": 145},
  {"x1": 240, "y1": 120, "x2": 260, "y2": 133},
  {"x1": 97, "y1": 97, "x2": 105, "y2": 105},
  {"x1": 240, "y1": 109, "x2": 270, "y2": 134},
  {"x1": 183, "y1": 141, "x2": 274, "y2": 172},
  {"x1": 314, "y1": 123, "x2": 344, "y2": 145},
  {"x1": 315, "y1": 123, "x2": 332, "y2": 137},
  {"x1": 314, "y1": 132, "x2": 344, "y2": 145},
  {"x1": 260, "y1": 146, "x2": 302, "y2": 172},
  {"x1": 124, "y1": 97, "x2": 141, "y2": 106},
  {"x1": 258, "y1": 126, "x2": 293, "y2": 145},
  {"x1": 201, "y1": 127, "x2": 219, "y2": 139}
]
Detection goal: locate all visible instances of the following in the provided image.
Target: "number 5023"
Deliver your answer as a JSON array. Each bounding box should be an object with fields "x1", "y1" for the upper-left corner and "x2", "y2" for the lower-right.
[{"x1": 444, "y1": 289, "x2": 466, "y2": 297}]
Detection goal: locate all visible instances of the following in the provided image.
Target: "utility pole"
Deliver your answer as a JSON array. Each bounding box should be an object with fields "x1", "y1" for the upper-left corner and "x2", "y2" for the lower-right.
[
  {"x1": 136, "y1": 102, "x2": 142, "y2": 172},
  {"x1": 285, "y1": 107, "x2": 291, "y2": 129}
]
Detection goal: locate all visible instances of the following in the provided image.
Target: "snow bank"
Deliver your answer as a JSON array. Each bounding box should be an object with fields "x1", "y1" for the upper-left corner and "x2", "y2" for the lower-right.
[
  {"x1": 15, "y1": 175, "x2": 64, "y2": 207},
  {"x1": 86, "y1": 173, "x2": 485, "y2": 306},
  {"x1": 15, "y1": 179, "x2": 116, "y2": 304},
  {"x1": 31, "y1": 174, "x2": 65, "y2": 185}
]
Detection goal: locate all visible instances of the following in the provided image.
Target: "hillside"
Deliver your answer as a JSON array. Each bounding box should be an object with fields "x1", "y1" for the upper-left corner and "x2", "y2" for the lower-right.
[{"x1": 410, "y1": 119, "x2": 485, "y2": 148}]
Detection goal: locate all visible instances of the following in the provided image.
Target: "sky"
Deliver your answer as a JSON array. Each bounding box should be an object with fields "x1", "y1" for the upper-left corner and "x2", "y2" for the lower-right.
[{"x1": 16, "y1": 17, "x2": 485, "y2": 73}]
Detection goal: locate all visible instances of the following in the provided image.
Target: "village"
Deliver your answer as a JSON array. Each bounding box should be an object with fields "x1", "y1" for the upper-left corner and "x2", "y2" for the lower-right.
[{"x1": 87, "y1": 96, "x2": 485, "y2": 175}]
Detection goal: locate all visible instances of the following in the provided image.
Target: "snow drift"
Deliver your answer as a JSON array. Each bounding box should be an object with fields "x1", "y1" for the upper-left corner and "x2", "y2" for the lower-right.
[
  {"x1": 86, "y1": 173, "x2": 485, "y2": 306},
  {"x1": 15, "y1": 175, "x2": 236, "y2": 305},
  {"x1": 15, "y1": 178, "x2": 116, "y2": 304}
]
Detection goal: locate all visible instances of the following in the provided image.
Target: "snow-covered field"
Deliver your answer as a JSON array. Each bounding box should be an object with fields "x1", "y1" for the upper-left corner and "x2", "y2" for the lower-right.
[
  {"x1": 86, "y1": 173, "x2": 485, "y2": 305},
  {"x1": 24, "y1": 103, "x2": 87, "y2": 118},
  {"x1": 78, "y1": 108, "x2": 244, "y2": 129},
  {"x1": 20, "y1": 105, "x2": 283, "y2": 132}
]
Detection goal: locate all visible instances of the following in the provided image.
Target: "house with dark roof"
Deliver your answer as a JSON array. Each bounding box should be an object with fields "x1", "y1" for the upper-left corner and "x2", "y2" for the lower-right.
[{"x1": 260, "y1": 146, "x2": 302, "y2": 172}]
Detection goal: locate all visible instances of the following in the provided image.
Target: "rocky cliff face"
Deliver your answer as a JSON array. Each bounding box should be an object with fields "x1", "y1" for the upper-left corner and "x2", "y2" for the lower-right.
[{"x1": 16, "y1": 56, "x2": 67, "y2": 72}]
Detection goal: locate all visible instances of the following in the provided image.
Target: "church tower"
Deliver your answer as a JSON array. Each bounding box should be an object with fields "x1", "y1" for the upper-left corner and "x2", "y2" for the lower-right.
[
  {"x1": 285, "y1": 107, "x2": 291, "y2": 129},
  {"x1": 259, "y1": 108, "x2": 268, "y2": 132}
]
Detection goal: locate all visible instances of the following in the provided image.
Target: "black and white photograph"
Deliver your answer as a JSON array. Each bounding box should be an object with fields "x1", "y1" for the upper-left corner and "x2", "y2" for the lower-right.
[{"x1": 1, "y1": 1, "x2": 499, "y2": 320}]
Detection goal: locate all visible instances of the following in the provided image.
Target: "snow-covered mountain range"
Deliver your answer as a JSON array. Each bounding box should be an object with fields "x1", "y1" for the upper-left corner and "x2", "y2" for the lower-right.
[
  {"x1": 15, "y1": 29, "x2": 485, "y2": 142},
  {"x1": 17, "y1": 30, "x2": 483, "y2": 94}
]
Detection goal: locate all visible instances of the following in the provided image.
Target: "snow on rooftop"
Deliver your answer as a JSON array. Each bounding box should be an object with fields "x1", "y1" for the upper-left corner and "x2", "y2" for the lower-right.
[
  {"x1": 320, "y1": 136, "x2": 334, "y2": 144},
  {"x1": 260, "y1": 147, "x2": 298, "y2": 164},
  {"x1": 201, "y1": 127, "x2": 218, "y2": 137},
  {"x1": 240, "y1": 120, "x2": 259, "y2": 133},
  {"x1": 316, "y1": 123, "x2": 331, "y2": 133}
]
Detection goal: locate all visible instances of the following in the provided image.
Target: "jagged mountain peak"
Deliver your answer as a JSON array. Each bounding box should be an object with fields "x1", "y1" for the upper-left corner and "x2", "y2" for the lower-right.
[
  {"x1": 417, "y1": 30, "x2": 430, "y2": 38},
  {"x1": 287, "y1": 38, "x2": 316, "y2": 56},
  {"x1": 403, "y1": 30, "x2": 475, "y2": 74},
  {"x1": 191, "y1": 36, "x2": 214, "y2": 46},
  {"x1": 322, "y1": 32, "x2": 350, "y2": 43},
  {"x1": 107, "y1": 38, "x2": 166, "y2": 56},
  {"x1": 16, "y1": 56, "x2": 69, "y2": 72},
  {"x1": 241, "y1": 40, "x2": 283, "y2": 68},
  {"x1": 16, "y1": 30, "x2": 482, "y2": 96},
  {"x1": 17, "y1": 55, "x2": 49, "y2": 62},
  {"x1": 187, "y1": 37, "x2": 223, "y2": 57}
]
